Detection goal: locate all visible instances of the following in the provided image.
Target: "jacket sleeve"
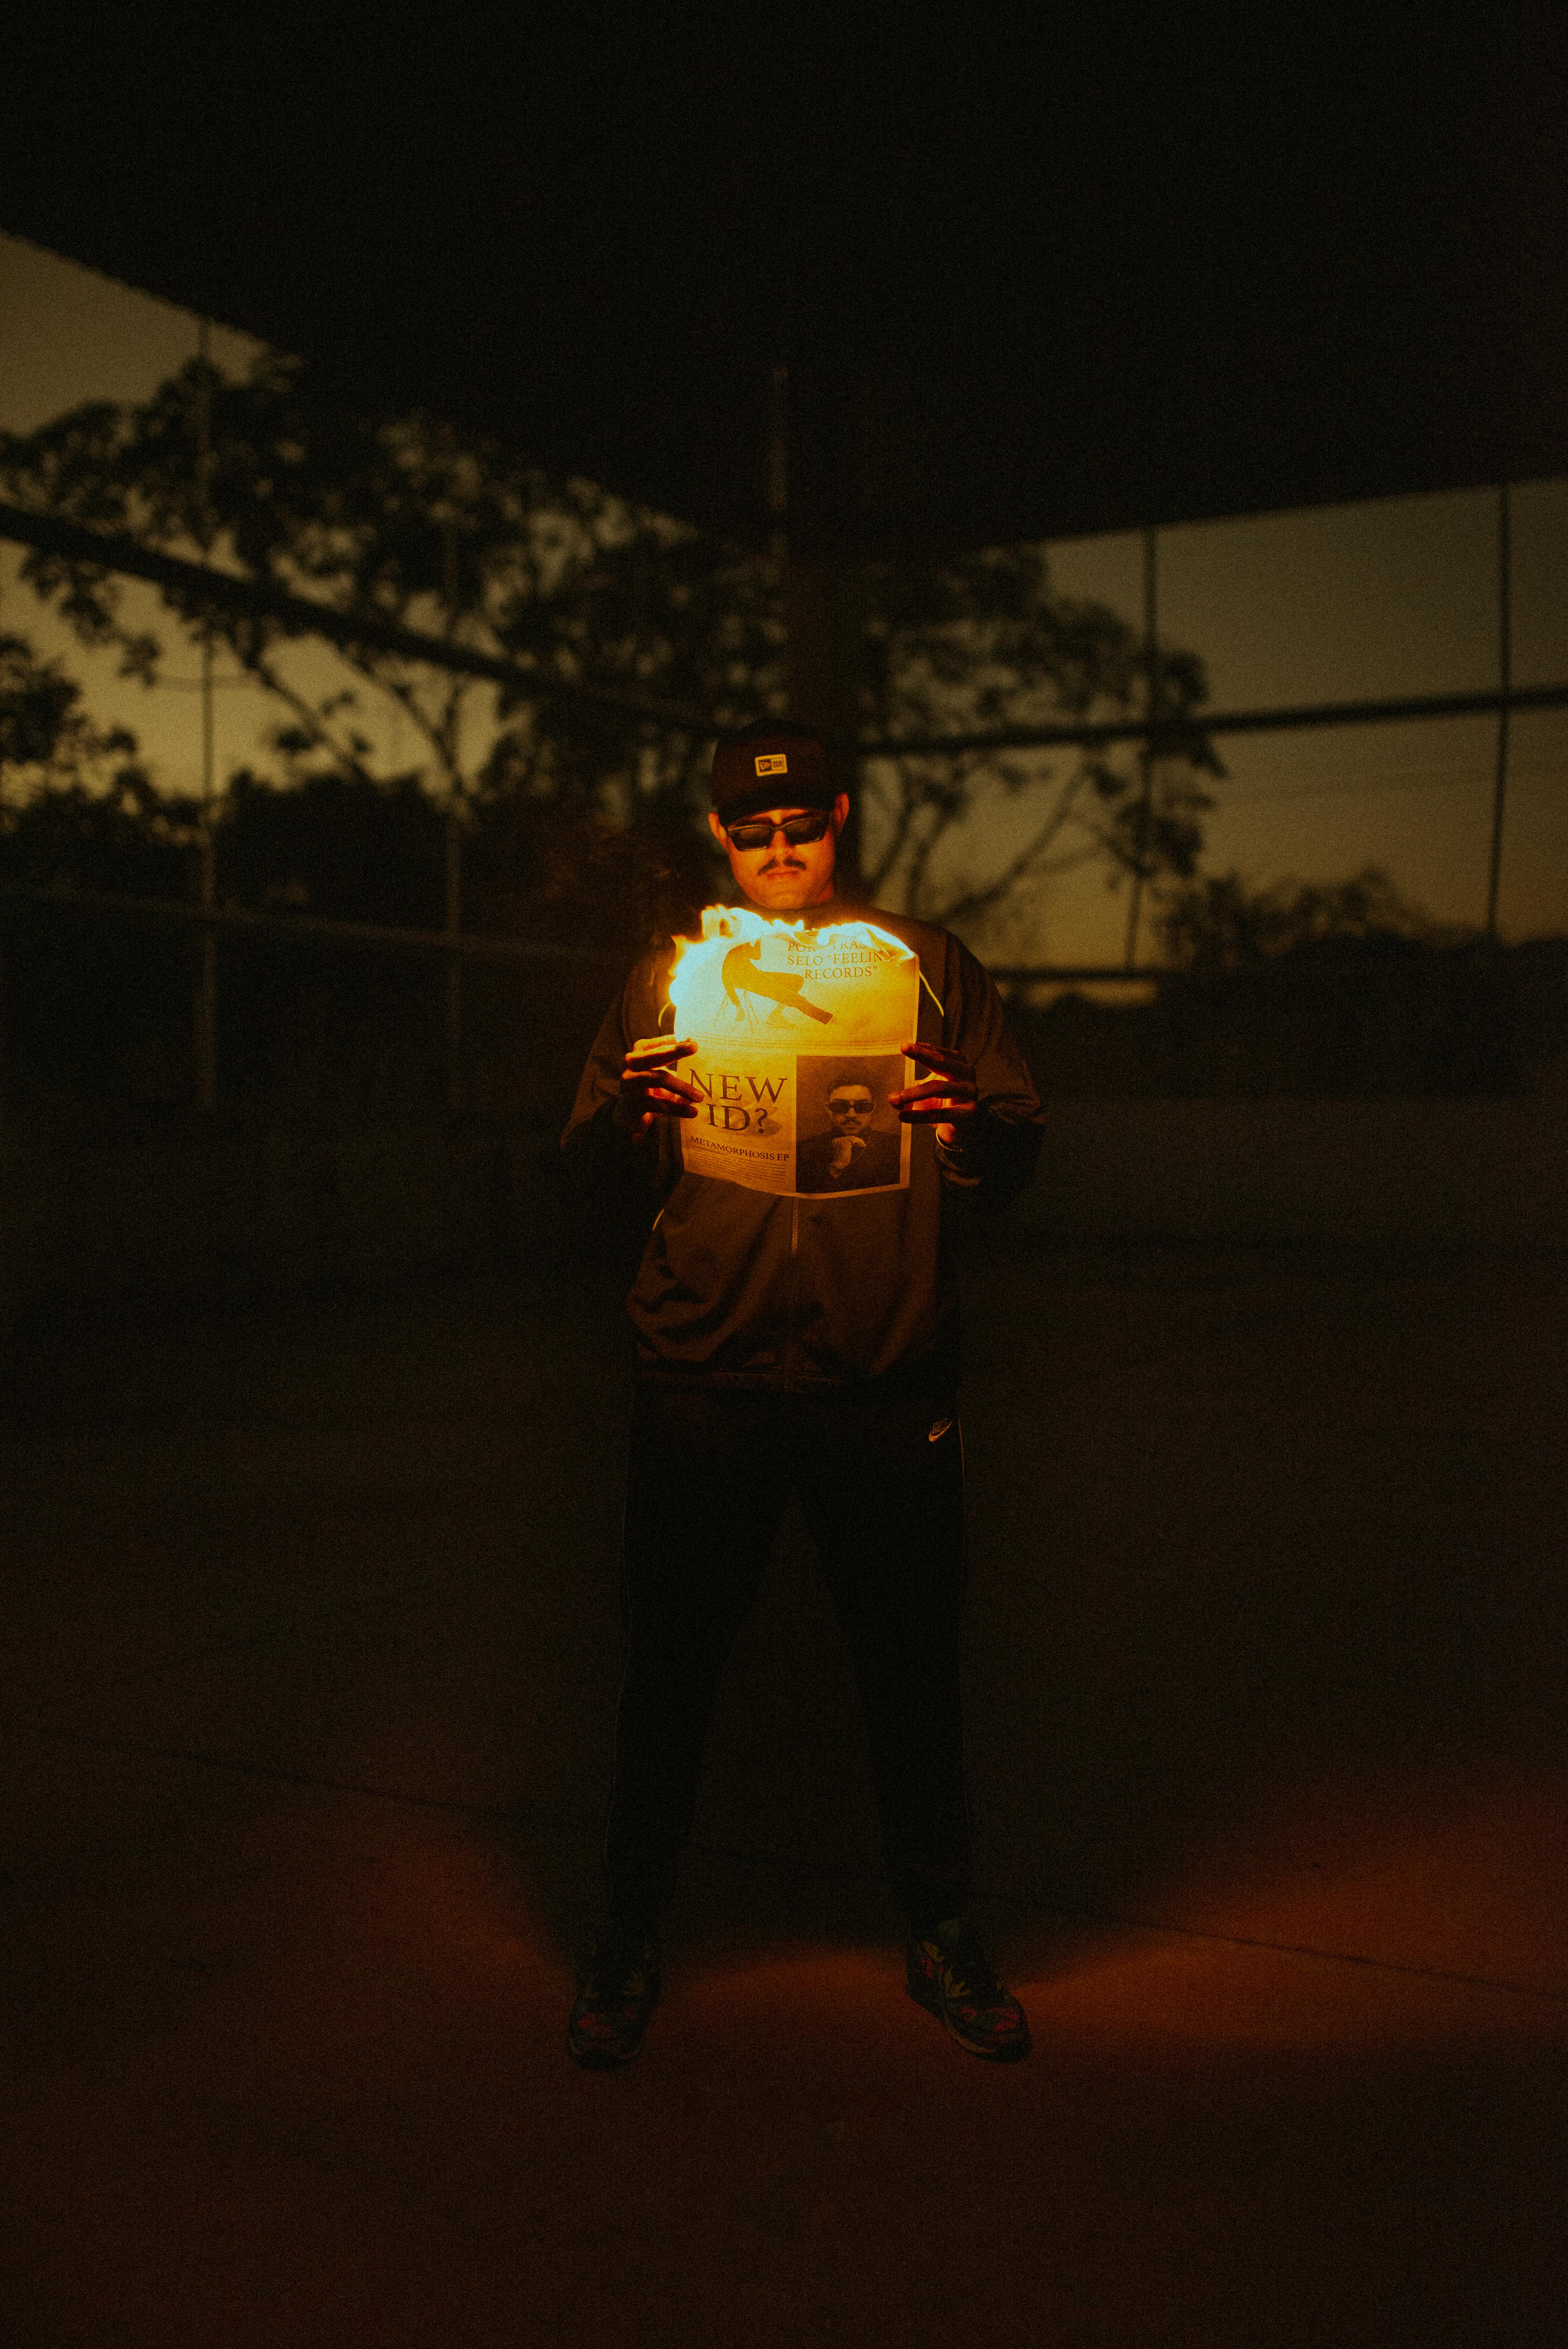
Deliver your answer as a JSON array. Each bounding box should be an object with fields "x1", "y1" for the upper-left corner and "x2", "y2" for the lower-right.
[
  {"x1": 934, "y1": 935, "x2": 1044, "y2": 1212},
  {"x1": 559, "y1": 950, "x2": 681, "y2": 1221}
]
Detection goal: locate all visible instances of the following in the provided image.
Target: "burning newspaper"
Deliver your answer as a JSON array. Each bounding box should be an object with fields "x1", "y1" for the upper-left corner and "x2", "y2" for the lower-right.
[{"x1": 654, "y1": 907, "x2": 921, "y2": 1198}]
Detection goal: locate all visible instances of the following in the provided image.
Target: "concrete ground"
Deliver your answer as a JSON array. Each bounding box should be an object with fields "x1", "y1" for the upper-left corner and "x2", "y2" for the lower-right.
[{"x1": 2, "y1": 1233, "x2": 1564, "y2": 2347}]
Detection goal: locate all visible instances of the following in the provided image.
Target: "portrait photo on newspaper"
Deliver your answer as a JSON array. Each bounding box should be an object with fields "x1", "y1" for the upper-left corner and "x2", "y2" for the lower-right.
[{"x1": 793, "y1": 1054, "x2": 909, "y2": 1194}]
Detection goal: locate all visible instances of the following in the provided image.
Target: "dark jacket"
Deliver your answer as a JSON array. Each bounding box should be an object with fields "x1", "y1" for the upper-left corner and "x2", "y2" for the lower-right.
[{"x1": 561, "y1": 907, "x2": 1043, "y2": 1403}]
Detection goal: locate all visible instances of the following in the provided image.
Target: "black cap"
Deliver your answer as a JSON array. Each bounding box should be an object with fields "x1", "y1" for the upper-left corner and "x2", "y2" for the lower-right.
[{"x1": 711, "y1": 724, "x2": 835, "y2": 822}]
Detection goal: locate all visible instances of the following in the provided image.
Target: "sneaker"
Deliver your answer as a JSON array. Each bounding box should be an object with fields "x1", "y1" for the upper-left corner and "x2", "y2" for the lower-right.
[
  {"x1": 906, "y1": 1923, "x2": 1032, "y2": 2061},
  {"x1": 567, "y1": 1932, "x2": 661, "y2": 2069}
]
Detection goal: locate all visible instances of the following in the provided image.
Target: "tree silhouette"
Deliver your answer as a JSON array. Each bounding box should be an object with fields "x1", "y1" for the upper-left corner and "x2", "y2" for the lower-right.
[
  {"x1": 2, "y1": 355, "x2": 1220, "y2": 947},
  {"x1": 0, "y1": 356, "x2": 771, "y2": 827},
  {"x1": 0, "y1": 631, "x2": 156, "y2": 806},
  {"x1": 1154, "y1": 865, "x2": 1475, "y2": 970},
  {"x1": 859, "y1": 544, "x2": 1219, "y2": 936}
]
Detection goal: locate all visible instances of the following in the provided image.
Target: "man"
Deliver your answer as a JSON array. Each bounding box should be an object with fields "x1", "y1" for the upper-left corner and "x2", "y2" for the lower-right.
[
  {"x1": 560, "y1": 720, "x2": 1043, "y2": 2069},
  {"x1": 795, "y1": 1075, "x2": 904, "y2": 1194}
]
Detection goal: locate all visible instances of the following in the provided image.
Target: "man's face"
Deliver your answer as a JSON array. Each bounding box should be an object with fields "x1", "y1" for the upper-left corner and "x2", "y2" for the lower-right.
[
  {"x1": 707, "y1": 796, "x2": 850, "y2": 910},
  {"x1": 827, "y1": 1086, "x2": 874, "y2": 1135}
]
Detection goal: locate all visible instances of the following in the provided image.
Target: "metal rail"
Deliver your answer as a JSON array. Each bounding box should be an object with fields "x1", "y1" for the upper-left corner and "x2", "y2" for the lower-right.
[
  {"x1": 0, "y1": 895, "x2": 1480, "y2": 989},
  {"x1": 0, "y1": 501, "x2": 711, "y2": 734},
  {"x1": 9, "y1": 499, "x2": 1566, "y2": 758},
  {"x1": 0, "y1": 883, "x2": 600, "y2": 963},
  {"x1": 989, "y1": 956, "x2": 1513, "y2": 986},
  {"x1": 861, "y1": 679, "x2": 1568, "y2": 760}
]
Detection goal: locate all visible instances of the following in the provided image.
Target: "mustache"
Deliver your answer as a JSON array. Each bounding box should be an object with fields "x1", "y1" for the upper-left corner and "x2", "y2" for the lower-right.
[{"x1": 759, "y1": 856, "x2": 806, "y2": 873}]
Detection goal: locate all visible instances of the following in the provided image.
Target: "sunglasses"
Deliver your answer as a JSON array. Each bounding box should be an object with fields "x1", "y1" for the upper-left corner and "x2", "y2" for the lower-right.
[
  {"x1": 724, "y1": 812, "x2": 832, "y2": 850},
  {"x1": 829, "y1": 1098, "x2": 873, "y2": 1115}
]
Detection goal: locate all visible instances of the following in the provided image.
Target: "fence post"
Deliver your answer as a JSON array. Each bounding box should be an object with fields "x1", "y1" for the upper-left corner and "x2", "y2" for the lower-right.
[
  {"x1": 196, "y1": 631, "x2": 217, "y2": 1109},
  {"x1": 445, "y1": 801, "x2": 463, "y2": 1114},
  {"x1": 1124, "y1": 525, "x2": 1159, "y2": 970},
  {"x1": 194, "y1": 318, "x2": 218, "y2": 1109},
  {"x1": 439, "y1": 518, "x2": 467, "y2": 1115},
  {"x1": 1485, "y1": 481, "x2": 1512, "y2": 944},
  {"x1": 778, "y1": 360, "x2": 865, "y2": 887}
]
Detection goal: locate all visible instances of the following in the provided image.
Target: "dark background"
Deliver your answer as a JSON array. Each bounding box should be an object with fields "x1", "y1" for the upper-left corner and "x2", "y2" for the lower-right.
[
  {"x1": 2, "y1": 17, "x2": 1566, "y2": 2341},
  {"x1": 6, "y1": 3, "x2": 1567, "y2": 552}
]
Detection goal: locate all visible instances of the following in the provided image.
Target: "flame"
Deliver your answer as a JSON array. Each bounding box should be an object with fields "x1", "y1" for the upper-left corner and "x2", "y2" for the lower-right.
[{"x1": 665, "y1": 905, "x2": 910, "y2": 1035}]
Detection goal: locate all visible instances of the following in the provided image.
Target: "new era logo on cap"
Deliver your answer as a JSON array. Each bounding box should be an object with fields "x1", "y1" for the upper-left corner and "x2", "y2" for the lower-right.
[{"x1": 711, "y1": 729, "x2": 829, "y2": 816}]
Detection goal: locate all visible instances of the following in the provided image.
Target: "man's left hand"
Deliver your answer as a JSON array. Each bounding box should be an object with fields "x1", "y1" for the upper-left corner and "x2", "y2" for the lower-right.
[{"x1": 889, "y1": 1041, "x2": 980, "y2": 1150}]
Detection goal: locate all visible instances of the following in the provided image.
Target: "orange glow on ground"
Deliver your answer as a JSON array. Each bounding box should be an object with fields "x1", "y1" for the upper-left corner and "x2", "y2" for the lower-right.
[{"x1": 6, "y1": 1258, "x2": 1566, "y2": 2345}]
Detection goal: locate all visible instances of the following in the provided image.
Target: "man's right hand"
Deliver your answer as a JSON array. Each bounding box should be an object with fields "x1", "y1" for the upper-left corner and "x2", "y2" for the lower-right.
[{"x1": 613, "y1": 1037, "x2": 702, "y2": 1138}]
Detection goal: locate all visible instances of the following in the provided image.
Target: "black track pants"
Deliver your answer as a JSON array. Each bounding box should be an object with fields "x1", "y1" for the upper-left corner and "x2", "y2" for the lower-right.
[{"x1": 603, "y1": 1380, "x2": 973, "y2": 1937}]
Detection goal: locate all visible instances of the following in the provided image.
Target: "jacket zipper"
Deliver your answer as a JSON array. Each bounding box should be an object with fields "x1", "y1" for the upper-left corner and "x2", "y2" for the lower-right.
[{"x1": 784, "y1": 1197, "x2": 800, "y2": 1383}]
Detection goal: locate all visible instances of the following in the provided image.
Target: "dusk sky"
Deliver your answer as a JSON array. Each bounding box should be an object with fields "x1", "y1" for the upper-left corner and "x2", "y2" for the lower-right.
[{"x1": 3, "y1": 228, "x2": 1564, "y2": 963}]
